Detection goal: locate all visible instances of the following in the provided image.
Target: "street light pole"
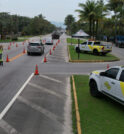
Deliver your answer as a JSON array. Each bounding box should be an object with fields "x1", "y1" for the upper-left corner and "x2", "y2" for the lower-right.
[{"x1": 78, "y1": 38, "x2": 80, "y2": 60}]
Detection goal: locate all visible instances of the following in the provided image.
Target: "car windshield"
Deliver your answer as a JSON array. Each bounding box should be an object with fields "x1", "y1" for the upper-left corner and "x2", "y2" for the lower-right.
[
  {"x1": 94, "y1": 42, "x2": 101, "y2": 45},
  {"x1": 29, "y1": 43, "x2": 40, "y2": 46}
]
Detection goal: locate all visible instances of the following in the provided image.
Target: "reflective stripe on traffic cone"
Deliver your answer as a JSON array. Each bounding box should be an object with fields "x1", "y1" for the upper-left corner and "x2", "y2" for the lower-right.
[{"x1": 34, "y1": 64, "x2": 39, "y2": 75}]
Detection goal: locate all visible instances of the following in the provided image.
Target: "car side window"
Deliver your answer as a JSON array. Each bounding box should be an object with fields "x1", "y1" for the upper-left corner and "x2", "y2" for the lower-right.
[
  {"x1": 81, "y1": 42, "x2": 87, "y2": 45},
  {"x1": 105, "y1": 68, "x2": 119, "y2": 79},
  {"x1": 119, "y1": 70, "x2": 124, "y2": 82},
  {"x1": 88, "y1": 42, "x2": 92, "y2": 45}
]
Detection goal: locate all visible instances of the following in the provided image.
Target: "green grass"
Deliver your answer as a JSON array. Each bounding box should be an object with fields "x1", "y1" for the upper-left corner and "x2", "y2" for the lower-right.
[
  {"x1": 0, "y1": 38, "x2": 27, "y2": 43},
  {"x1": 69, "y1": 45, "x2": 119, "y2": 61},
  {"x1": 72, "y1": 75, "x2": 124, "y2": 134},
  {"x1": 67, "y1": 38, "x2": 86, "y2": 44}
]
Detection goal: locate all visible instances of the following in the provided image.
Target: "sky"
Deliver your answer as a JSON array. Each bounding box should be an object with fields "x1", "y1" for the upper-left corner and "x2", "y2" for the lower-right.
[{"x1": 0, "y1": 0, "x2": 86, "y2": 22}]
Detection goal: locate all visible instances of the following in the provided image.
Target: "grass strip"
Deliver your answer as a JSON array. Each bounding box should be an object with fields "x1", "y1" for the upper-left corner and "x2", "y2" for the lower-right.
[
  {"x1": 72, "y1": 75, "x2": 124, "y2": 134},
  {"x1": 67, "y1": 38, "x2": 86, "y2": 44},
  {"x1": 68, "y1": 45, "x2": 119, "y2": 61}
]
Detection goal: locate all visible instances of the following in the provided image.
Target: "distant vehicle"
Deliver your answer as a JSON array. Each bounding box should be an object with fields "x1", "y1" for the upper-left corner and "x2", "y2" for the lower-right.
[
  {"x1": 89, "y1": 66, "x2": 124, "y2": 105},
  {"x1": 27, "y1": 41, "x2": 44, "y2": 55},
  {"x1": 45, "y1": 38, "x2": 53, "y2": 45},
  {"x1": 52, "y1": 31, "x2": 60, "y2": 39},
  {"x1": 75, "y1": 40, "x2": 112, "y2": 55},
  {"x1": 115, "y1": 35, "x2": 124, "y2": 48}
]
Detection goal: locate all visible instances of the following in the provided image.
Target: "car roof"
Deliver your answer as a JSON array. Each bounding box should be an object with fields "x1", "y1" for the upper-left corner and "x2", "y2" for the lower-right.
[{"x1": 29, "y1": 41, "x2": 41, "y2": 44}]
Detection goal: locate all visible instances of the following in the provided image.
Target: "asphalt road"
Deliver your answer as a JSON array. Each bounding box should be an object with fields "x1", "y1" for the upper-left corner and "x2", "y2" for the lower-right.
[{"x1": 0, "y1": 33, "x2": 123, "y2": 134}]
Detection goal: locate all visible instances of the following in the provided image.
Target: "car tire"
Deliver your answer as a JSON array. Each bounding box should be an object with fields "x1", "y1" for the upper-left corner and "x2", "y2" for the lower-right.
[
  {"x1": 76, "y1": 47, "x2": 80, "y2": 53},
  {"x1": 93, "y1": 49, "x2": 99, "y2": 55},
  {"x1": 90, "y1": 80, "x2": 101, "y2": 97}
]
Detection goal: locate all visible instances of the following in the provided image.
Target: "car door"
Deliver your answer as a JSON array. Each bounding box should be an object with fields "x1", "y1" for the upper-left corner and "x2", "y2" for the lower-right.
[
  {"x1": 87, "y1": 42, "x2": 93, "y2": 51},
  {"x1": 118, "y1": 70, "x2": 124, "y2": 101},
  {"x1": 79, "y1": 42, "x2": 87, "y2": 51},
  {"x1": 100, "y1": 68, "x2": 120, "y2": 98}
]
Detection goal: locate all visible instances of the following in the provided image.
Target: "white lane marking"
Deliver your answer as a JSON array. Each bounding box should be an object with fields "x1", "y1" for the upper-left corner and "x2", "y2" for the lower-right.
[
  {"x1": 0, "y1": 119, "x2": 20, "y2": 134},
  {"x1": 28, "y1": 82, "x2": 64, "y2": 98},
  {"x1": 39, "y1": 74, "x2": 63, "y2": 83},
  {"x1": 63, "y1": 77, "x2": 73, "y2": 134},
  {"x1": 18, "y1": 96, "x2": 64, "y2": 125},
  {"x1": 0, "y1": 73, "x2": 34, "y2": 120}
]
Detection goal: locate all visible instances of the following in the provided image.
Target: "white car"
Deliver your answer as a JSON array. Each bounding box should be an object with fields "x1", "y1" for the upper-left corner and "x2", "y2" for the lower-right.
[
  {"x1": 89, "y1": 66, "x2": 124, "y2": 105},
  {"x1": 27, "y1": 41, "x2": 44, "y2": 55},
  {"x1": 45, "y1": 38, "x2": 53, "y2": 45}
]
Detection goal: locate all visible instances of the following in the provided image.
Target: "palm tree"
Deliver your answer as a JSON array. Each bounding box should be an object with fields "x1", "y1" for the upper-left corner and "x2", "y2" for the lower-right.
[{"x1": 76, "y1": 0, "x2": 97, "y2": 36}]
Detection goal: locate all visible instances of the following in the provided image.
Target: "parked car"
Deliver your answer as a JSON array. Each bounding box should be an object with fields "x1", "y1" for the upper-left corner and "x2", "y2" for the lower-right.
[
  {"x1": 89, "y1": 66, "x2": 124, "y2": 105},
  {"x1": 27, "y1": 41, "x2": 44, "y2": 55},
  {"x1": 45, "y1": 38, "x2": 53, "y2": 45},
  {"x1": 75, "y1": 40, "x2": 112, "y2": 55}
]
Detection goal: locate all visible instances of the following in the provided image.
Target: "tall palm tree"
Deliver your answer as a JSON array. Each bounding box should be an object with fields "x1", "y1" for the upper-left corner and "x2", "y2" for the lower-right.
[{"x1": 76, "y1": 0, "x2": 97, "y2": 36}]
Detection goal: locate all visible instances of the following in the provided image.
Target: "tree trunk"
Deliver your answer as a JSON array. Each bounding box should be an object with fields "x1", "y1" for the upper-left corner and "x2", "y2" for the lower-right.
[
  {"x1": 89, "y1": 17, "x2": 92, "y2": 36},
  {"x1": 93, "y1": 19, "x2": 95, "y2": 39},
  {"x1": 96, "y1": 20, "x2": 98, "y2": 39}
]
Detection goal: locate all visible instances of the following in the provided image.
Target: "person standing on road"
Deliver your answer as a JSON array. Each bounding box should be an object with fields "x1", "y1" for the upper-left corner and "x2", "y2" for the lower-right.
[{"x1": 0, "y1": 45, "x2": 3, "y2": 65}]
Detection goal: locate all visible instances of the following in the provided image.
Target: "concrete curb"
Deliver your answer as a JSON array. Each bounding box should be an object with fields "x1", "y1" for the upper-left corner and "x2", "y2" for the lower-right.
[
  {"x1": 72, "y1": 76, "x2": 82, "y2": 134},
  {"x1": 67, "y1": 46, "x2": 120, "y2": 63}
]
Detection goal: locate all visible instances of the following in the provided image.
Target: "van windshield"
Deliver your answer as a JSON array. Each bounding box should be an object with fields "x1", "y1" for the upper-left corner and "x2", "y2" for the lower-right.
[{"x1": 29, "y1": 43, "x2": 40, "y2": 46}]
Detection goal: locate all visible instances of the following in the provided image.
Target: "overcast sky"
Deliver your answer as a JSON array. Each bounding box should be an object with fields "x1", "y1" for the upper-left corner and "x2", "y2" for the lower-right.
[{"x1": 0, "y1": 0, "x2": 87, "y2": 22}]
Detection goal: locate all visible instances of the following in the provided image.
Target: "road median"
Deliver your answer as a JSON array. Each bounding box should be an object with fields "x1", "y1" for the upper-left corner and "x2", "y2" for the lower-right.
[{"x1": 68, "y1": 45, "x2": 120, "y2": 63}]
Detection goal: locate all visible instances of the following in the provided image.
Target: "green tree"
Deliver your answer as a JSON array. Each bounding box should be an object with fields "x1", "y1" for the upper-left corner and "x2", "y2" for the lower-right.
[{"x1": 64, "y1": 14, "x2": 75, "y2": 35}]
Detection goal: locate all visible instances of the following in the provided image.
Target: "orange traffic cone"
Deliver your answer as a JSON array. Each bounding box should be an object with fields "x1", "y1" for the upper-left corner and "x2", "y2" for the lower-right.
[
  {"x1": 6, "y1": 55, "x2": 9, "y2": 62},
  {"x1": 23, "y1": 48, "x2": 26, "y2": 54},
  {"x1": 16, "y1": 43, "x2": 18, "y2": 47},
  {"x1": 44, "y1": 56, "x2": 47, "y2": 63},
  {"x1": 107, "y1": 64, "x2": 109, "y2": 69},
  {"x1": 8, "y1": 45, "x2": 10, "y2": 50},
  {"x1": 49, "y1": 49, "x2": 52, "y2": 55},
  {"x1": 34, "y1": 64, "x2": 39, "y2": 75},
  {"x1": 22, "y1": 42, "x2": 24, "y2": 45}
]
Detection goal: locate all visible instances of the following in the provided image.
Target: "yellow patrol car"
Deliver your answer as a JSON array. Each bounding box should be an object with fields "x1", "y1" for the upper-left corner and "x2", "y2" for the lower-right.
[
  {"x1": 75, "y1": 40, "x2": 112, "y2": 55},
  {"x1": 89, "y1": 66, "x2": 124, "y2": 105}
]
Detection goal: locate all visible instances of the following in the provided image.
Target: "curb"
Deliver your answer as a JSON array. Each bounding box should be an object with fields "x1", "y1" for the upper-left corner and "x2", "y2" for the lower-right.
[
  {"x1": 67, "y1": 46, "x2": 120, "y2": 63},
  {"x1": 72, "y1": 76, "x2": 82, "y2": 134}
]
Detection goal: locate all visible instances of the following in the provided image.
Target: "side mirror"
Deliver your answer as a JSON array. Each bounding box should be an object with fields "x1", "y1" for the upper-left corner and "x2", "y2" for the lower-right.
[{"x1": 100, "y1": 72, "x2": 106, "y2": 76}]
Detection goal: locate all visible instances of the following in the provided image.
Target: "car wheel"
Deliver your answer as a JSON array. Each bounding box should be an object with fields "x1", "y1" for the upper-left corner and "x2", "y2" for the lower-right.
[
  {"x1": 76, "y1": 47, "x2": 80, "y2": 53},
  {"x1": 102, "y1": 53, "x2": 106, "y2": 56},
  {"x1": 93, "y1": 49, "x2": 99, "y2": 55},
  {"x1": 90, "y1": 80, "x2": 101, "y2": 97}
]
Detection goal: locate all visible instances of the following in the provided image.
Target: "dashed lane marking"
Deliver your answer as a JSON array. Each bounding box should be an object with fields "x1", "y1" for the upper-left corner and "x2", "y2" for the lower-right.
[
  {"x1": 28, "y1": 82, "x2": 64, "y2": 99},
  {"x1": 9, "y1": 53, "x2": 26, "y2": 62},
  {"x1": 0, "y1": 119, "x2": 20, "y2": 134},
  {"x1": 39, "y1": 75, "x2": 63, "y2": 83},
  {"x1": 18, "y1": 96, "x2": 64, "y2": 125},
  {"x1": 0, "y1": 73, "x2": 34, "y2": 120}
]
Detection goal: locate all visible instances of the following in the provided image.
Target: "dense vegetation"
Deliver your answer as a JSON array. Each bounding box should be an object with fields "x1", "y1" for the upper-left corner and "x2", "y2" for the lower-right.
[
  {"x1": 64, "y1": 0, "x2": 124, "y2": 40},
  {"x1": 0, "y1": 12, "x2": 56, "y2": 39}
]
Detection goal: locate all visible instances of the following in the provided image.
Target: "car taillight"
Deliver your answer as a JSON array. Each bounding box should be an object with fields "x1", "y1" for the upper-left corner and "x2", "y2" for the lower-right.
[{"x1": 102, "y1": 47, "x2": 104, "y2": 50}]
